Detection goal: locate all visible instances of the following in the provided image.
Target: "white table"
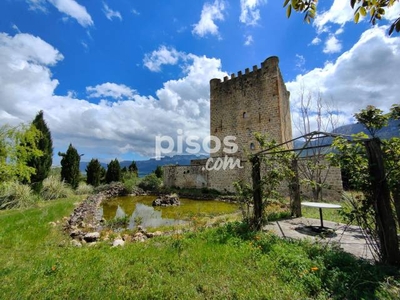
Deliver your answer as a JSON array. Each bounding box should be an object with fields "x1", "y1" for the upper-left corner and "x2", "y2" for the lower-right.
[{"x1": 301, "y1": 202, "x2": 342, "y2": 228}]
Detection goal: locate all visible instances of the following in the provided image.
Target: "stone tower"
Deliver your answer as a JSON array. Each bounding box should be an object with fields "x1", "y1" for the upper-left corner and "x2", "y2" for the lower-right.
[{"x1": 209, "y1": 56, "x2": 292, "y2": 158}]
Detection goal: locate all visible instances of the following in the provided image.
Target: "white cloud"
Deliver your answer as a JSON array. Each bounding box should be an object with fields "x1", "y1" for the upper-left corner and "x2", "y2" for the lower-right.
[
  {"x1": 295, "y1": 54, "x2": 305, "y2": 71},
  {"x1": 244, "y1": 34, "x2": 253, "y2": 46},
  {"x1": 143, "y1": 46, "x2": 183, "y2": 72},
  {"x1": 311, "y1": 37, "x2": 321, "y2": 45},
  {"x1": 87, "y1": 83, "x2": 136, "y2": 99},
  {"x1": 323, "y1": 35, "x2": 342, "y2": 53},
  {"x1": 132, "y1": 9, "x2": 140, "y2": 16},
  {"x1": 103, "y1": 2, "x2": 122, "y2": 21},
  {"x1": 192, "y1": 0, "x2": 225, "y2": 38},
  {"x1": 287, "y1": 26, "x2": 400, "y2": 137},
  {"x1": 0, "y1": 33, "x2": 228, "y2": 160},
  {"x1": 239, "y1": 0, "x2": 266, "y2": 26},
  {"x1": 314, "y1": 0, "x2": 355, "y2": 34},
  {"x1": 27, "y1": 0, "x2": 93, "y2": 27}
]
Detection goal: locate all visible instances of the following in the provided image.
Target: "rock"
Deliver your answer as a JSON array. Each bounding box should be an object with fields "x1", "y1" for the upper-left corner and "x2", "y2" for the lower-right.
[
  {"x1": 70, "y1": 240, "x2": 82, "y2": 247},
  {"x1": 84, "y1": 232, "x2": 100, "y2": 242},
  {"x1": 152, "y1": 194, "x2": 180, "y2": 207},
  {"x1": 132, "y1": 232, "x2": 147, "y2": 242},
  {"x1": 48, "y1": 222, "x2": 57, "y2": 227},
  {"x1": 145, "y1": 231, "x2": 163, "y2": 238},
  {"x1": 112, "y1": 239, "x2": 125, "y2": 247},
  {"x1": 70, "y1": 229, "x2": 82, "y2": 238}
]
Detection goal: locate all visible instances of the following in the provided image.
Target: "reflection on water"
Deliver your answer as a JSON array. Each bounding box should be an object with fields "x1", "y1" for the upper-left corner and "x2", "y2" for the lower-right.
[{"x1": 101, "y1": 195, "x2": 239, "y2": 229}]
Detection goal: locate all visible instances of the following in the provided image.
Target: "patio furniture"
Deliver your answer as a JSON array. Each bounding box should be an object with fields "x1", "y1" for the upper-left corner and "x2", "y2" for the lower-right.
[{"x1": 301, "y1": 201, "x2": 342, "y2": 229}]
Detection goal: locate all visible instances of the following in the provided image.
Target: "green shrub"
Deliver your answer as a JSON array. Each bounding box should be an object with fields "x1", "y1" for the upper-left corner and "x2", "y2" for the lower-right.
[
  {"x1": 75, "y1": 182, "x2": 94, "y2": 195},
  {"x1": 41, "y1": 175, "x2": 73, "y2": 200},
  {"x1": 0, "y1": 181, "x2": 37, "y2": 209},
  {"x1": 138, "y1": 173, "x2": 162, "y2": 191}
]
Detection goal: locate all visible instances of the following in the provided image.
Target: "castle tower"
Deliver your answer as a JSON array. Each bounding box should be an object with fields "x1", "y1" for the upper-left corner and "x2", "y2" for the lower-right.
[{"x1": 209, "y1": 56, "x2": 292, "y2": 158}]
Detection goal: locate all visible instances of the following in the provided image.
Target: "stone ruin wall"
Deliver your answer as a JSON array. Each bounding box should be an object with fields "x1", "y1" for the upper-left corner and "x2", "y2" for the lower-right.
[{"x1": 164, "y1": 158, "x2": 343, "y2": 201}]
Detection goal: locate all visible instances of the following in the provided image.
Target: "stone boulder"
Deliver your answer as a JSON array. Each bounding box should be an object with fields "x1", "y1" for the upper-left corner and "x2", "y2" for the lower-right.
[
  {"x1": 152, "y1": 194, "x2": 180, "y2": 207},
  {"x1": 84, "y1": 232, "x2": 100, "y2": 242}
]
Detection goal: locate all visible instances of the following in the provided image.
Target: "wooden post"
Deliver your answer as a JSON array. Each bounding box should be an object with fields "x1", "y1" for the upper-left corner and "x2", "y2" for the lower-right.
[
  {"x1": 365, "y1": 138, "x2": 400, "y2": 265},
  {"x1": 251, "y1": 155, "x2": 263, "y2": 230},
  {"x1": 290, "y1": 158, "x2": 302, "y2": 217}
]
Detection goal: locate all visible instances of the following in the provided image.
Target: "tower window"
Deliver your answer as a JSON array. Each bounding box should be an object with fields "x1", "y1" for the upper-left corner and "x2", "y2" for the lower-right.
[
  {"x1": 243, "y1": 112, "x2": 247, "y2": 118},
  {"x1": 250, "y1": 143, "x2": 255, "y2": 150}
]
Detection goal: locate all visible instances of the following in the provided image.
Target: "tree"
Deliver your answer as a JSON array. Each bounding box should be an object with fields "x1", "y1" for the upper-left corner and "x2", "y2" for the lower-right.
[
  {"x1": 284, "y1": 0, "x2": 400, "y2": 35},
  {"x1": 294, "y1": 87, "x2": 341, "y2": 201},
  {"x1": 59, "y1": 144, "x2": 81, "y2": 189},
  {"x1": 328, "y1": 104, "x2": 400, "y2": 265},
  {"x1": 105, "y1": 159, "x2": 121, "y2": 183},
  {"x1": 128, "y1": 161, "x2": 138, "y2": 177},
  {"x1": 86, "y1": 159, "x2": 102, "y2": 187},
  {"x1": 154, "y1": 165, "x2": 163, "y2": 178},
  {"x1": 0, "y1": 124, "x2": 42, "y2": 183},
  {"x1": 26, "y1": 111, "x2": 53, "y2": 192}
]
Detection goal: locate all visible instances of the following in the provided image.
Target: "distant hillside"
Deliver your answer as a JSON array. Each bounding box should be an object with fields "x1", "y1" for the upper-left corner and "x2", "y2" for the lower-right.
[
  {"x1": 293, "y1": 119, "x2": 399, "y2": 155},
  {"x1": 79, "y1": 154, "x2": 208, "y2": 177}
]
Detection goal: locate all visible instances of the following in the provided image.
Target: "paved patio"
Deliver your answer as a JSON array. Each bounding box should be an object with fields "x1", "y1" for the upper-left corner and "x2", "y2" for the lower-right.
[{"x1": 263, "y1": 217, "x2": 376, "y2": 261}]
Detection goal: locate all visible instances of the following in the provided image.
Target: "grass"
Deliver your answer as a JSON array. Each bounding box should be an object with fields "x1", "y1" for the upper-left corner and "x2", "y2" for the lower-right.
[{"x1": 1, "y1": 197, "x2": 399, "y2": 299}]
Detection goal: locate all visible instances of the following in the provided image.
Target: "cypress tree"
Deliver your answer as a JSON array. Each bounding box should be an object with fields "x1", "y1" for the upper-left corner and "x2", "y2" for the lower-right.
[
  {"x1": 27, "y1": 111, "x2": 53, "y2": 192},
  {"x1": 59, "y1": 144, "x2": 81, "y2": 189},
  {"x1": 154, "y1": 165, "x2": 163, "y2": 178},
  {"x1": 128, "y1": 160, "x2": 138, "y2": 176},
  {"x1": 105, "y1": 159, "x2": 121, "y2": 183},
  {"x1": 86, "y1": 158, "x2": 102, "y2": 187}
]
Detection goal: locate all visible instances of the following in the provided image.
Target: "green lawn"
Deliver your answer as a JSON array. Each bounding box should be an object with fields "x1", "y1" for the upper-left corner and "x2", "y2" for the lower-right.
[{"x1": 0, "y1": 198, "x2": 399, "y2": 299}]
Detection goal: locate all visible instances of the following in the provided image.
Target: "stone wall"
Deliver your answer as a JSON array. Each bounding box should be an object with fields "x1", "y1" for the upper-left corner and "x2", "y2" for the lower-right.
[
  {"x1": 210, "y1": 56, "x2": 292, "y2": 158},
  {"x1": 163, "y1": 157, "x2": 343, "y2": 201}
]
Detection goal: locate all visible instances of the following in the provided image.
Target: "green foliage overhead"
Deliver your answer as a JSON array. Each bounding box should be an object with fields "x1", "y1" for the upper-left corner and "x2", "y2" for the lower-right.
[
  {"x1": 0, "y1": 124, "x2": 42, "y2": 182},
  {"x1": 86, "y1": 158, "x2": 103, "y2": 187},
  {"x1": 26, "y1": 111, "x2": 53, "y2": 192},
  {"x1": 105, "y1": 159, "x2": 121, "y2": 183},
  {"x1": 58, "y1": 144, "x2": 81, "y2": 189},
  {"x1": 283, "y1": 0, "x2": 400, "y2": 35}
]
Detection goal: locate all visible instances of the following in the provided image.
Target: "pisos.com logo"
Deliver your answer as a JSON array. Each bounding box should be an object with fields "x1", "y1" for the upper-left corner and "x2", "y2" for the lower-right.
[{"x1": 155, "y1": 129, "x2": 243, "y2": 171}]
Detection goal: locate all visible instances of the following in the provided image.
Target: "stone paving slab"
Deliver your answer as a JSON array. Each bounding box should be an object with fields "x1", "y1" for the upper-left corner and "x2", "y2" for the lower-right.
[{"x1": 263, "y1": 217, "x2": 376, "y2": 261}]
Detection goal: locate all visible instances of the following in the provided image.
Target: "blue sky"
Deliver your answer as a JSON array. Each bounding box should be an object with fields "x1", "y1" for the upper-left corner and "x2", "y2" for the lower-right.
[{"x1": 0, "y1": 0, "x2": 399, "y2": 164}]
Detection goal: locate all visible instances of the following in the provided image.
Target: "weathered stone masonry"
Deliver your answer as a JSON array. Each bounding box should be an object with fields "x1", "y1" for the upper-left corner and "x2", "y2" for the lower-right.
[{"x1": 163, "y1": 56, "x2": 342, "y2": 199}]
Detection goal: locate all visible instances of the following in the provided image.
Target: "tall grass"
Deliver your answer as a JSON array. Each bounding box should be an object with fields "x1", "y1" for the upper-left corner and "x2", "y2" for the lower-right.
[
  {"x1": 41, "y1": 175, "x2": 73, "y2": 200},
  {"x1": 0, "y1": 181, "x2": 38, "y2": 209},
  {"x1": 75, "y1": 182, "x2": 94, "y2": 195}
]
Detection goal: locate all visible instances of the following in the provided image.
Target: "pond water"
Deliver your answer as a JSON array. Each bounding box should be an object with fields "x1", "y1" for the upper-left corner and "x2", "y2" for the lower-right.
[{"x1": 100, "y1": 195, "x2": 239, "y2": 229}]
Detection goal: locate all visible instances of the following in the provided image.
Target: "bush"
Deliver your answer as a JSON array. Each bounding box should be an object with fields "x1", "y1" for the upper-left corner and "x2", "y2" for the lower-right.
[
  {"x1": 75, "y1": 182, "x2": 94, "y2": 195},
  {"x1": 122, "y1": 172, "x2": 140, "y2": 193},
  {"x1": 138, "y1": 173, "x2": 162, "y2": 191},
  {"x1": 41, "y1": 175, "x2": 73, "y2": 200},
  {"x1": 0, "y1": 181, "x2": 37, "y2": 209}
]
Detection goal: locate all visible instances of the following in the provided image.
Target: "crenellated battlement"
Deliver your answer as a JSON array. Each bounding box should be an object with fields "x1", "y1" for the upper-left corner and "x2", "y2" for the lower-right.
[{"x1": 210, "y1": 56, "x2": 279, "y2": 88}]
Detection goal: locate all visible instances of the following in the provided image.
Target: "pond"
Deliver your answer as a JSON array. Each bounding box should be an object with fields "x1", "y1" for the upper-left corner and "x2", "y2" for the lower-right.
[{"x1": 100, "y1": 195, "x2": 239, "y2": 229}]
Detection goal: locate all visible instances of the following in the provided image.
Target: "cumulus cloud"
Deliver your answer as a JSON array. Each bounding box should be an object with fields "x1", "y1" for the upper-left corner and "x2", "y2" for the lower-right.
[
  {"x1": 86, "y1": 83, "x2": 136, "y2": 99},
  {"x1": 0, "y1": 33, "x2": 228, "y2": 161},
  {"x1": 192, "y1": 0, "x2": 225, "y2": 38},
  {"x1": 103, "y1": 2, "x2": 122, "y2": 21},
  {"x1": 239, "y1": 0, "x2": 266, "y2": 26},
  {"x1": 27, "y1": 0, "x2": 93, "y2": 27},
  {"x1": 143, "y1": 46, "x2": 183, "y2": 72},
  {"x1": 323, "y1": 35, "x2": 342, "y2": 53},
  {"x1": 287, "y1": 26, "x2": 400, "y2": 137}
]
